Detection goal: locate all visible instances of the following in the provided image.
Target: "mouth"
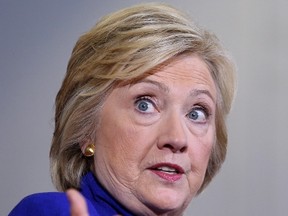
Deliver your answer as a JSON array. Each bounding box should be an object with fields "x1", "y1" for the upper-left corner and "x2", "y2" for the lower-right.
[{"x1": 149, "y1": 163, "x2": 185, "y2": 182}]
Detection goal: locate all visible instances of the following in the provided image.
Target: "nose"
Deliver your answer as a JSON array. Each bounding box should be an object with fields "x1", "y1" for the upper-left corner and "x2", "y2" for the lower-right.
[{"x1": 157, "y1": 112, "x2": 188, "y2": 153}]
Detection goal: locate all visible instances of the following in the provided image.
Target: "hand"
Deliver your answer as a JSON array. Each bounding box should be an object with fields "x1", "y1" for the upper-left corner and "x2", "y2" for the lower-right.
[{"x1": 66, "y1": 189, "x2": 89, "y2": 216}]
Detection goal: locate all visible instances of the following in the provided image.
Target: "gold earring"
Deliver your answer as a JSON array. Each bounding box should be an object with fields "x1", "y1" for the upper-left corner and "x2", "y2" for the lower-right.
[{"x1": 84, "y1": 144, "x2": 95, "y2": 157}]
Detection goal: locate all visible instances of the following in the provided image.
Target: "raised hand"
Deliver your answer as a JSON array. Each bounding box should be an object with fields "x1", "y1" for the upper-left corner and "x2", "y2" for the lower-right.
[{"x1": 66, "y1": 189, "x2": 89, "y2": 216}]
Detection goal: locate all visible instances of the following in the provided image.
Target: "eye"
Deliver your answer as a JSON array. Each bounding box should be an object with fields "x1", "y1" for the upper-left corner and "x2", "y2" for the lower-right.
[
  {"x1": 135, "y1": 97, "x2": 155, "y2": 113},
  {"x1": 187, "y1": 107, "x2": 209, "y2": 123}
]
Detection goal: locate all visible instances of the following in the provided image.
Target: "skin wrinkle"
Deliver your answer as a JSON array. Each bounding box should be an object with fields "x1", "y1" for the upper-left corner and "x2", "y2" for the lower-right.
[
  {"x1": 132, "y1": 82, "x2": 215, "y2": 121},
  {"x1": 94, "y1": 90, "x2": 144, "y2": 201},
  {"x1": 97, "y1": 118, "x2": 137, "y2": 195},
  {"x1": 127, "y1": 83, "x2": 215, "y2": 134},
  {"x1": 45, "y1": 4, "x2": 237, "y2": 215},
  {"x1": 92, "y1": 55, "x2": 216, "y2": 215}
]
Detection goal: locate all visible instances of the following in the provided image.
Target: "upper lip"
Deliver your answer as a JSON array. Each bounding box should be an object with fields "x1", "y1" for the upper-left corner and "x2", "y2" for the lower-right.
[{"x1": 149, "y1": 162, "x2": 185, "y2": 174}]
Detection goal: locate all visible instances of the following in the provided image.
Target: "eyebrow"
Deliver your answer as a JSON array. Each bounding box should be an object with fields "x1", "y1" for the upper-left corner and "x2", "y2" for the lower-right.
[
  {"x1": 136, "y1": 78, "x2": 215, "y2": 103},
  {"x1": 189, "y1": 89, "x2": 215, "y2": 103}
]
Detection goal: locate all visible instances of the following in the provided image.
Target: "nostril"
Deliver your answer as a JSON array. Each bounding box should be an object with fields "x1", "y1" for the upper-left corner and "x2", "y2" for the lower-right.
[
  {"x1": 180, "y1": 146, "x2": 187, "y2": 153},
  {"x1": 162, "y1": 143, "x2": 187, "y2": 153},
  {"x1": 163, "y1": 144, "x2": 174, "y2": 151}
]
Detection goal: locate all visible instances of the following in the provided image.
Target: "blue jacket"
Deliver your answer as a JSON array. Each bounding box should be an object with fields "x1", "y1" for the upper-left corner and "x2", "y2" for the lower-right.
[{"x1": 9, "y1": 172, "x2": 134, "y2": 216}]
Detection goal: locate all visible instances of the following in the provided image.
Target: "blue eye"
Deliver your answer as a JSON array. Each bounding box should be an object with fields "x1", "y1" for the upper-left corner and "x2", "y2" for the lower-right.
[
  {"x1": 135, "y1": 97, "x2": 155, "y2": 113},
  {"x1": 187, "y1": 108, "x2": 208, "y2": 123},
  {"x1": 138, "y1": 101, "x2": 149, "y2": 111}
]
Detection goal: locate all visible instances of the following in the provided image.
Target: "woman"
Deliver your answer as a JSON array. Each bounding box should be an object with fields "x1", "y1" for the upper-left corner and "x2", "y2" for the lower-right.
[{"x1": 9, "y1": 3, "x2": 236, "y2": 216}]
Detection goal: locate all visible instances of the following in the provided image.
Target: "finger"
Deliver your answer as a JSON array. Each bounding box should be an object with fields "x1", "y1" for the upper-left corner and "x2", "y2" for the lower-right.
[{"x1": 66, "y1": 189, "x2": 89, "y2": 216}]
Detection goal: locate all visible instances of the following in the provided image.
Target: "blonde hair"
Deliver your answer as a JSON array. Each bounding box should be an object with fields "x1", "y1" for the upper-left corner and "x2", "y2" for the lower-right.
[{"x1": 50, "y1": 3, "x2": 236, "y2": 193}]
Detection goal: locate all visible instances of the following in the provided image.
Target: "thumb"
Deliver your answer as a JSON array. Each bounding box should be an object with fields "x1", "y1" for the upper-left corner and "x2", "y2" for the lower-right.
[{"x1": 66, "y1": 189, "x2": 89, "y2": 216}]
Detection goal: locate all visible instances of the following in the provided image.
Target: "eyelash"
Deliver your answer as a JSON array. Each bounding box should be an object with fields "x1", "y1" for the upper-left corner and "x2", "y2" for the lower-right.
[
  {"x1": 135, "y1": 95, "x2": 153, "y2": 103},
  {"x1": 134, "y1": 96, "x2": 212, "y2": 119},
  {"x1": 187, "y1": 104, "x2": 212, "y2": 124},
  {"x1": 193, "y1": 104, "x2": 211, "y2": 117},
  {"x1": 134, "y1": 95, "x2": 156, "y2": 112}
]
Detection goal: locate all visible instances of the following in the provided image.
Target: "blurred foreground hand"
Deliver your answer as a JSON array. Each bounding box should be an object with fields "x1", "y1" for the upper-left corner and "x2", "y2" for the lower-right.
[{"x1": 66, "y1": 189, "x2": 89, "y2": 216}]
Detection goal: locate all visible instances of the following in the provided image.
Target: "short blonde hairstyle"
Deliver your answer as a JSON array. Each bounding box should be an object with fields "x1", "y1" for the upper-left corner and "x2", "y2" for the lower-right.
[{"x1": 50, "y1": 3, "x2": 236, "y2": 194}]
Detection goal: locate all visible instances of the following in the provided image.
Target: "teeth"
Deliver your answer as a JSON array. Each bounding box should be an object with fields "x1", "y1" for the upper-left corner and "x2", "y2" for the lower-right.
[{"x1": 156, "y1": 166, "x2": 177, "y2": 173}]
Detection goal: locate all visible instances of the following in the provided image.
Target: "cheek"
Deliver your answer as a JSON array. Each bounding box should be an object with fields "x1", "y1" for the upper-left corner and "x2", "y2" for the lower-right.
[
  {"x1": 189, "y1": 129, "x2": 215, "y2": 172},
  {"x1": 201, "y1": 124, "x2": 216, "y2": 158},
  {"x1": 190, "y1": 143, "x2": 212, "y2": 173},
  {"x1": 96, "y1": 116, "x2": 147, "y2": 169}
]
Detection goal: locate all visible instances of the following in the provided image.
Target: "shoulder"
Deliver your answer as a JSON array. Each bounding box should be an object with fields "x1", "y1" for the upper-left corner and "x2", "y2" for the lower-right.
[
  {"x1": 9, "y1": 192, "x2": 70, "y2": 216},
  {"x1": 9, "y1": 192, "x2": 100, "y2": 216}
]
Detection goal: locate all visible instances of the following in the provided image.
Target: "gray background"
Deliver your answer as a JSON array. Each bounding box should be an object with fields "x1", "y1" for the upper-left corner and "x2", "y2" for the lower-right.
[{"x1": 1, "y1": 0, "x2": 287, "y2": 215}]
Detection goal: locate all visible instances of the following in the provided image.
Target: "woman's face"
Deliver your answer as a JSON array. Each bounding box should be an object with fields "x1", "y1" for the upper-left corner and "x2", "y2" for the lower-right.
[{"x1": 93, "y1": 55, "x2": 217, "y2": 215}]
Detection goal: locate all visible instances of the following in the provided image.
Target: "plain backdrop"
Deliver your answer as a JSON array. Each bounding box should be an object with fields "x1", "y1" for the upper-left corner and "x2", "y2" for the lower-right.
[{"x1": 1, "y1": 0, "x2": 287, "y2": 215}]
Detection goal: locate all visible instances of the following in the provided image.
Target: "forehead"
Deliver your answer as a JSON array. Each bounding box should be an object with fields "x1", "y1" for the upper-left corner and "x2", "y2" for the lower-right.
[{"x1": 141, "y1": 55, "x2": 217, "y2": 99}]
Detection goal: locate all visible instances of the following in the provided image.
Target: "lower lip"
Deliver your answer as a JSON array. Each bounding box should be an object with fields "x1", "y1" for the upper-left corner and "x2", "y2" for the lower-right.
[{"x1": 151, "y1": 170, "x2": 183, "y2": 182}]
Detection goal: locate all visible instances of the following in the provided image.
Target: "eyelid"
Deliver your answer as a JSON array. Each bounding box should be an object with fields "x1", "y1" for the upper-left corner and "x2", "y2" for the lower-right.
[
  {"x1": 134, "y1": 95, "x2": 158, "y2": 113},
  {"x1": 135, "y1": 95, "x2": 154, "y2": 104},
  {"x1": 193, "y1": 105, "x2": 211, "y2": 117},
  {"x1": 187, "y1": 104, "x2": 212, "y2": 124}
]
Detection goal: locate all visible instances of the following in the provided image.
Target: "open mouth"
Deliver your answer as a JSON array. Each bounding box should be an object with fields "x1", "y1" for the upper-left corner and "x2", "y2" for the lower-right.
[
  {"x1": 153, "y1": 166, "x2": 181, "y2": 174},
  {"x1": 149, "y1": 163, "x2": 185, "y2": 182}
]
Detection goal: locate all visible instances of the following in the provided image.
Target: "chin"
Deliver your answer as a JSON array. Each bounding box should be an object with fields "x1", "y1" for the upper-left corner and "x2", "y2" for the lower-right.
[{"x1": 146, "y1": 188, "x2": 190, "y2": 215}]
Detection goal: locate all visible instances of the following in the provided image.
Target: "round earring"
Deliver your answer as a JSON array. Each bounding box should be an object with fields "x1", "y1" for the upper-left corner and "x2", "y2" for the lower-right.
[{"x1": 84, "y1": 144, "x2": 95, "y2": 157}]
